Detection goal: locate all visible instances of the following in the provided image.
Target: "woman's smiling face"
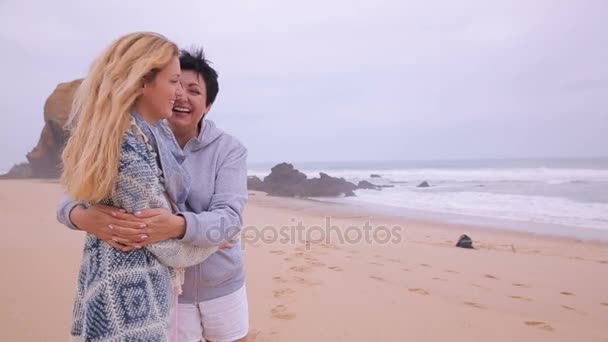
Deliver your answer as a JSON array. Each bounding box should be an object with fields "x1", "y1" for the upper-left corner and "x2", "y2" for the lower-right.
[{"x1": 168, "y1": 70, "x2": 210, "y2": 134}]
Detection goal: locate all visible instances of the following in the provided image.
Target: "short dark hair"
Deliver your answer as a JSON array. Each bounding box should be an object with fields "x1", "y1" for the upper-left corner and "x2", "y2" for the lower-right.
[{"x1": 179, "y1": 48, "x2": 219, "y2": 106}]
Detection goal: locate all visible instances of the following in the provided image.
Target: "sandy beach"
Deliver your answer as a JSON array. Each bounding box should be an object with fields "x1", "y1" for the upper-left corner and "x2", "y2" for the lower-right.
[{"x1": 1, "y1": 179, "x2": 607, "y2": 341}]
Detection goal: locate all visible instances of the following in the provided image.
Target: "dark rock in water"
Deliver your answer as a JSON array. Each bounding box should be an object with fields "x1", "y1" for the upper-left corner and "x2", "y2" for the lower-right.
[
  {"x1": 262, "y1": 163, "x2": 308, "y2": 197},
  {"x1": 264, "y1": 163, "x2": 307, "y2": 184},
  {"x1": 378, "y1": 184, "x2": 395, "y2": 188},
  {"x1": 370, "y1": 174, "x2": 381, "y2": 178},
  {"x1": 301, "y1": 173, "x2": 357, "y2": 197},
  {"x1": 254, "y1": 163, "x2": 358, "y2": 197},
  {"x1": 247, "y1": 176, "x2": 265, "y2": 191},
  {"x1": 390, "y1": 181, "x2": 408, "y2": 184},
  {"x1": 357, "y1": 180, "x2": 381, "y2": 190},
  {"x1": 417, "y1": 181, "x2": 430, "y2": 188},
  {"x1": 456, "y1": 234, "x2": 474, "y2": 249},
  {"x1": 1, "y1": 162, "x2": 33, "y2": 179}
]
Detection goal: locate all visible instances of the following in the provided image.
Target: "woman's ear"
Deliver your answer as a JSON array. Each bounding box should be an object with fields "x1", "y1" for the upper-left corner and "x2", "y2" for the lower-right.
[{"x1": 204, "y1": 103, "x2": 213, "y2": 115}]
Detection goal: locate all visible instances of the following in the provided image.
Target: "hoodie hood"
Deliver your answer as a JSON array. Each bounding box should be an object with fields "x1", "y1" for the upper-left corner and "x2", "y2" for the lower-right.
[{"x1": 189, "y1": 119, "x2": 224, "y2": 151}]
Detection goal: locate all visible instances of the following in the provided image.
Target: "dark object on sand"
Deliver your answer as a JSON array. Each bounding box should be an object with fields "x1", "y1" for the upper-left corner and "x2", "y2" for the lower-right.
[
  {"x1": 456, "y1": 234, "x2": 474, "y2": 249},
  {"x1": 417, "y1": 181, "x2": 430, "y2": 188}
]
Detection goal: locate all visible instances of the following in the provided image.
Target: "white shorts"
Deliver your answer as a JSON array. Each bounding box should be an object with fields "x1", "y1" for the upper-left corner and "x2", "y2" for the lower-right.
[{"x1": 176, "y1": 285, "x2": 249, "y2": 342}]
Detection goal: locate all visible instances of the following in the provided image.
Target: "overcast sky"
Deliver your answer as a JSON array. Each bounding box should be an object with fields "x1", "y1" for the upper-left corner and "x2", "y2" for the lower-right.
[{"x1": 1, "y1": 0, "x2": 607, "y2": 171}]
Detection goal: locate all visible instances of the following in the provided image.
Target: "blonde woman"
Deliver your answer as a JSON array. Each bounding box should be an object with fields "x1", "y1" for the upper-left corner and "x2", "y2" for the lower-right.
[{"x1": 62, "y1": 32, "x2": 217, "y2": 341}]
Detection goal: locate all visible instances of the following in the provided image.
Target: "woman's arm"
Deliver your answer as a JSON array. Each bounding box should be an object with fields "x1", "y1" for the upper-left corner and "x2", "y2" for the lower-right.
[
  {"x1": 113, "y1": 130, "x2": 217, "y2": 267},
  {"x1": 56, "y1": 194, "x2": 147, "y2": 251}
]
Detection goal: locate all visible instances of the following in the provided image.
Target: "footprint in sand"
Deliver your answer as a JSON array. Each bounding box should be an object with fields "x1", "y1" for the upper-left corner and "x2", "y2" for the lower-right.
[
  {"x1": 512, "y1": 283, "x2": 529, "y2": 288},
  {"x1": 598, "y1": 260, "x2": 607, "y2": 264},
  {"x1": 420, "y1": 263, "x2": 432, "y2": 268},
  {"x1": 600, "y1": 302, "x2": 608, "y2": 307},
  {"x1": 271, "y1": 305, "x2": 296, "y2": 320},
  {"x1": 373, "y1": 254, "x2": 383, "y2": 259},
  {"x1": 484, "y1": 274, "x2": 499, "y2": 280},
  {"x1": 524, "y1": 321, "x2": 554, "y2": 332},
  {"x1": 508, "y1": 295, "x2": 533, "y2": 302},
  {"x1": 432, "y1": 277, "x2": 447, "y2": 282},
  {"x1": 328, "y1": 266, "x2": 343, "y2": 271},
  {"x1": 320, "y1": 242, "x2": 338, "y2": 250},
  {"x1": 370, "y1": 262, "x2": 385, "y2": 266},
  {"x1": 387, "y1": 258, "x2": 400, "y2": 263},
  {"x1": 369, "y1": 275, "x2": 386, "y2": 282},
  {"x1": 292, "y1": 276, "x2": 322, "y2": 286},
  {"x1": 306, "y1": 260, "x2": 326, "y2": 267},
  {"x1": 273, "y1": 288, "x2": 296, "y2": 298},
  {"x1": 248, "y1": 329, "x2": 261, "y2": 341},
  {"x1": 444, "y1": 269, "x2": 459, "y2": 274},
  {"x1": 464, "y1": 301, "x2": 485, "y2": 309},
  {"x1": 273, "y1": 276, "x2": 289, "y2": 284},
  {"x1": 408, "y1": 288, "x2": 430, "y2": 295},
  {"x1": 561, "y1": 305, "x2": 575, "y2": 311},
  {"x1": 269, "y1": 250, "x2": 285, "y2": 255},
  {"x1": 560, "y1": 291, "x2": 575, "y2": 296},
  {"x1": 249, "y1": 329, "x2": 278, "y2": 342},
  {"x1": 290, "y1": 265, "x2": 312, "y2": 273},
  {"x1": 402, "y1": 268, "x2": 411, "y2": 272}
]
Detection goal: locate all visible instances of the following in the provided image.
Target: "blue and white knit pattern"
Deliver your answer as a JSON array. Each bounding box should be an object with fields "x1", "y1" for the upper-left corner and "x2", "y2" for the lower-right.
[{"x1": 70, "y1": 119, "x2": 216, "y2": 341}]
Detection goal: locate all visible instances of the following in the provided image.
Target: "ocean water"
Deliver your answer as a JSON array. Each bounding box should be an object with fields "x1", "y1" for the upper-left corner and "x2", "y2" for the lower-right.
[{"x1": 249, "y1": 158, "x2": 608, "y2": 239}]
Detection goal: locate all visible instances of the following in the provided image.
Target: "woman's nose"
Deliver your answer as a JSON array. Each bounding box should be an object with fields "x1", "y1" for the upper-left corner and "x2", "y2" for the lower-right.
[{"x1": 175, "y1": 82, "x2": 185, "y2": 98}]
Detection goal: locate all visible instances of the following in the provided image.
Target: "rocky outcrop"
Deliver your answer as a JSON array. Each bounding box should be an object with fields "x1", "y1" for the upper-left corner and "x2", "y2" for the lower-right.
[
  {"x1": 3, "y1": 79, "x2": 82, "y2": 178},
  {"x1": 260, "y1": 163, "x2": 308, "y2": 197},
  {"x1": 247, "y1": 176, "x2": 265, "y2": 191},
  {"x1": 249, "y1": 163, "x2": 362, "y2": 197},
  {"x1": 357, "y1": 180, "x2": 381, "y2": 190},
  {"x1": 417, "y1": 181, "x2": 430, "y2": 188},
  {"x1": 299, "y1": 172, "x2": 357, "y2": 197},
  {"x1": 0, "y1": 162, "x2": 32, "y2": 179}
]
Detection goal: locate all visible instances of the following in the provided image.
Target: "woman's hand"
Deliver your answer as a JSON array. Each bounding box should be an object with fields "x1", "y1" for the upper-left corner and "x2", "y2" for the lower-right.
[
  {"x1": 70, "y1": 204, "x2": 148, "y2": 252},
  {"x1": 108, "y1": 208, "x2": 186, "y2": 247},
  {"x1": 75, "y1": 206, "x2": 234, "y2": 250}
]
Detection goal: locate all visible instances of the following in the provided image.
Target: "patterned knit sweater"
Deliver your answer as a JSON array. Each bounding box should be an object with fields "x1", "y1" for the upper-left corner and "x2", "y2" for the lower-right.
[{"x1": 70, "y1": 118, "x2": 216, "y2": 341}]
